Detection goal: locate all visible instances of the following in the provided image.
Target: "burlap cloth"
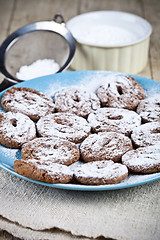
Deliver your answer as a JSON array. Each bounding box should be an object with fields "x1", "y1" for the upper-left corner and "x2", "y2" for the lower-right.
[{"x1": 0, "y1": 168, "x2": 159, "y2": 240}]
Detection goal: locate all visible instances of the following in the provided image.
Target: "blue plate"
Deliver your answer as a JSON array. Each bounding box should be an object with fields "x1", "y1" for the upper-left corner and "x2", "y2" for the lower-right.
[{"x1": 0, "y1": 71, "x2": 160, "y2": 191}]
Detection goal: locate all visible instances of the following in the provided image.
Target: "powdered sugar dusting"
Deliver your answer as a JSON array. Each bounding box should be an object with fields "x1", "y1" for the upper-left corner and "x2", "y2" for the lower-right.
[
  {"x1": 36, "y1": 113, "x2": 91, "y2": 143},
  {"x1": 136, "y1": 94, "x2": 160, "y2": 122},
  {"x1": 80, "y1": 132, "x2": 132, "y2": 162},
  {"x1": 122, "y1": 144, "x2": 160, "y2": 173},
  {"x1": 131, "y1": 121, "x2": 160, "y2": 147},
  {"x1": 0, "y1": 145, "x2": 21, "y2": 166},
  {"x1": 28, "y1": 159, "x2": 73, "y2": 176},
  {"x1": 0, "y1": 112, "x2": 36, "y2": 147},
  {"x1": 54, "y1": 87, "x2": 100, "y2": 118},
  {"x1": 21, "y1": 137, "x2": 79, "y2": 165},
  {"x1": 96, "y1": 75, "x2": 145, "y2": 110},
  {"x1": 145, "y1": 87, "x2": 160, "y2": 97},
  {"x1": 122, "y1": 172, "x2": 160, "y2": 185},
  {"x1": 74, "y1": 160, "x2": 128, "y2": 184},
  {"x1": 2, "y1": 88, "x2": 55, "y2": 121},
  {"x1": 88, "y1": 108, "x2": 141, "y2": 136},
  {"x1": 45, "y1": 72, "x2": 124, "y2": 97}
]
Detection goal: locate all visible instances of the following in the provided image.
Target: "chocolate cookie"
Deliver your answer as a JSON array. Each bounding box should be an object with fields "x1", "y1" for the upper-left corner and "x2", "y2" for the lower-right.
[
  {"x1": 1, "y1": 87, "x2": 55, "y2": 121},
  {"x1": 0, "y1": 112, "x2": 36, "y2": 148},
  {"x1": 96, "y1": 75, "x2": 145, "y2": 110},
  {"x1": 122, "y1": 144, "x2": 160, "y2": 173},
  {"x1": 131, "y1": 121, "x2": 160, "y2": 147},
  {"x1": 54, "y1": 87, "x2": 100, "y2": 118},
  {"x1": 80, "y1": 132, "x2": 132, "y2": 162},
  {"x1": 74, "y1": 160, "x2": 128, "y2": 185},
  {"x1": 14, "y1": 159, "x2": 73, "y2": 184},
  {"x1": 136, "y1": 94, "x2": 160, "y2": 123},
  {"x1": 87, "y1": 108, "x2": 141, "y2": 136},
  {"x1": 21, "y1": 137, "x2": 80, "y2": 166},
  {"x1": 36, "y1": 113, "x2": 91, "y2": 143}
]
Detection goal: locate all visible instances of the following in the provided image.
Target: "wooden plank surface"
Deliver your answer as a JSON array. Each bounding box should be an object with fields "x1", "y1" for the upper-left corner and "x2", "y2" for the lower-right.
[
  {"x1": 143, "y1": 0, "x2": 160, "y2": 81},
  {"x1": 0, "y1": 0, "x2": 15, "y2": 83},
  {"x1": 0, "y1": 0, "x2": 159, "y2": 83},
  {"x1": 0, "y1": 0, "x2": 160, "y2": 239}
]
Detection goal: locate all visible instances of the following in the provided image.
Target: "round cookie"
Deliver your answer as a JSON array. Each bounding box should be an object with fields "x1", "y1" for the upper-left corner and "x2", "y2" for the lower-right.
[
  {"x1": 80, "y1": 132, "x2": 132, "y2": 163},
  {"x1": 122, "y1": 144, "x2": 160, "y2": 173},
  {"x1": 21, "y1": 137, "x2": 80, "y2": 166},
  {"x1": 87, "y1": 108, "x2": 141, "y2": 136},
  {"x1": 14, "y1": 159, "x2": 73, "y2": 184},
  {"x1": 1, "y1": 87, "x2": 55, "y2": 122},
  {"x1": 36, "y1": 113, "x2": 91, "y2": 143},
  {"x1": 74, "y1": 160, "x2": 128, "y2": 185},
  {"x1": 96, "y1": 75, "x2": 145, "y2": 110},
  {"x1": 0, "y1": 112, "x2": 36, "y2": 148},
  {"x1": 131, "y1": 121, "x2": 160, "y2": 147},
  {"x1": 136, "y1": 94, "x2": 160, "y2": 123},
  {"x1": 54, "y1": 87, "x2": 100, "y2": 118}
]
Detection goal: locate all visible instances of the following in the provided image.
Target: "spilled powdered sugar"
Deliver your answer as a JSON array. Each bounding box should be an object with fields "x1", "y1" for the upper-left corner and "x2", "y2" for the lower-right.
[
  {"x1": 121, "y1": 172, "x2": 160, "y2": 185},
  {"x1": 45, "y1": 72, "x2": 125, "y2": 97}
]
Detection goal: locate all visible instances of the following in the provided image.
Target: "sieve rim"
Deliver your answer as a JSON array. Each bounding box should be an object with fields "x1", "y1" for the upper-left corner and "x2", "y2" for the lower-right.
[{"x1": 0, "y1": 18, "x2": 76, "y2": 83}]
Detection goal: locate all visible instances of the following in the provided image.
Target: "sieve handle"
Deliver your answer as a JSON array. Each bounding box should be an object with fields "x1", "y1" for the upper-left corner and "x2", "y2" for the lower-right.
[
  {"x1": 0, "y1": 79, "x2": 15, "y2": 92},
  {"x1": 53, "y1": 14, "x2": 65, "y2": 24}
]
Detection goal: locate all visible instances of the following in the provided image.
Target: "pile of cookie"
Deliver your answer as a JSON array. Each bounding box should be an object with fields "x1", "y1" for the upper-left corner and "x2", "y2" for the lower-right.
[{"x1": 0, "y1": 75, "x2": 160, "y2": 185}]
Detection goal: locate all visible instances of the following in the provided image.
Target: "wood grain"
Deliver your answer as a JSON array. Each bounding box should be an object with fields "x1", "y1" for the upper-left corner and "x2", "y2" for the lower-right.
[
  {"x1": 143, "y1": 0, "x2": 160, "y2": 81},
  {"x1": 0, "y1": 0, "x2": 15, "y2": 83}
]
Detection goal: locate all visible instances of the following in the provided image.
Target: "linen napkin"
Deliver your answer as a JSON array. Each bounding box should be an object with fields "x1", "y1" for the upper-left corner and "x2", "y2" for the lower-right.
[{"x1": 0, "y1": 168, "x2": 159, "y2": 240}]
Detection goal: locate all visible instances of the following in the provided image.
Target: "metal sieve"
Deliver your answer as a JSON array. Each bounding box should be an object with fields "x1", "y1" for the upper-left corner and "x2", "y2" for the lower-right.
[{"x1": 0, "y1": 14, "x2": 76, "y2": 90}]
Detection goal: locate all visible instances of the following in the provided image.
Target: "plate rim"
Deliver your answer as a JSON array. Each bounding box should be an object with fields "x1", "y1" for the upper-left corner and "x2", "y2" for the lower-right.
[{"x1": 0, "y1": 162, "x2": 160, "y2": 191}]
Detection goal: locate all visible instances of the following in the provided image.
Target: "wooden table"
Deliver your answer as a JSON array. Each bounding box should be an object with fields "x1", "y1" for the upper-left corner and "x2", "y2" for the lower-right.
[{"x1": 0, "y1": 0, "x2": 159, "y2": 239}]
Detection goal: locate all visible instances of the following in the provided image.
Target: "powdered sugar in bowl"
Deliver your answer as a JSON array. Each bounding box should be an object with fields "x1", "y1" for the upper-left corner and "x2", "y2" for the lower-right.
[{"x1": 67, "y1": 11, "x2": 152, "y2": 74}]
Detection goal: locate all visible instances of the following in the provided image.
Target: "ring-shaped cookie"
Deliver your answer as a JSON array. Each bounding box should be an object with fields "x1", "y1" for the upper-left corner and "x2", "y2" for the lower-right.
[
  {"x1": 80, "y1": 132, "x2": 132, "y2": 162},
  {"x1": 21, "y1": 137, "x2": 80, "y2": 165},
  {"x1": 87, "y1": 108, "x2": 141, "y2": 136},
  {"x1": 96, "y1": 76, "x2": 145, "y2": 110},
  {"x1": 1, "y1": 87, "x2": 55, "y2": 121},
  {"x1": 136, "y1": 94, "x2": 160, "y2": 123},
  {"x1": 131, "y1": 121, "x2": 160, "y2": 147},
  {"x1": 0, "y1": 112, "x2": 36, "y2": 148},
  {"x1": 122, "y1": 144, "x2": 160, "y2": 173},
  {"x1": 55, "y1": 87, "x2": 100, "y2": 118},
  {"x1": 74, "y1": 160, "x2": 128, "y2": 185},
  {"x1": 36, "y1": 113, "x2": 91, "y2": 143},
  {"x1": 14, "y1": 159, "x2": 73, "y2": 183}
]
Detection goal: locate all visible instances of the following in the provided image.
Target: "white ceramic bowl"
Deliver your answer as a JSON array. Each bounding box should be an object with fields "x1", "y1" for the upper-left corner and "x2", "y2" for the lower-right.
[{"x1": 67, "y1": 11, "x2": 152, "y2": 74}]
